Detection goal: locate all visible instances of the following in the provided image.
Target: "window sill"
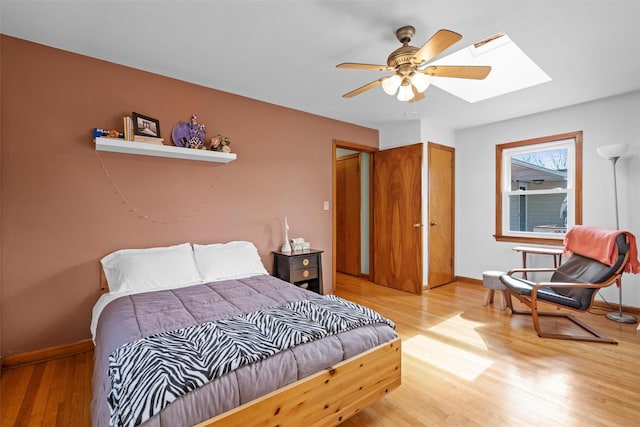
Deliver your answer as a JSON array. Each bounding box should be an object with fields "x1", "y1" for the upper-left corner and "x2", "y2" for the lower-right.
[{"x1": 493, "y1": 234, "x2": 564, "y2": 246}]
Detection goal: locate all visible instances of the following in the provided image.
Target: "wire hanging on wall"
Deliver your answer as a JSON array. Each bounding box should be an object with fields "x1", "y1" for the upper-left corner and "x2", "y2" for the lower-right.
[{"x1": 95, "y1": 151, "x2": 220, "y2": 224}]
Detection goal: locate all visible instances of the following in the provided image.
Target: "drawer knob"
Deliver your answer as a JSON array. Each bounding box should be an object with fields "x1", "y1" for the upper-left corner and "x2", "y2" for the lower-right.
[
  {"x1": 303, "y1": 258, "x2": 310, "y2": 266},
  {"x1": 303, "y1": 270, "x2": 309, "y2": 278}
]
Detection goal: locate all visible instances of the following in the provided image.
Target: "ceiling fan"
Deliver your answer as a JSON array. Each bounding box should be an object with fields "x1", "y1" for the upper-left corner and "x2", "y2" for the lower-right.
[{"x1": 337, "y1": 25, "x2": 491, "y2": 102}]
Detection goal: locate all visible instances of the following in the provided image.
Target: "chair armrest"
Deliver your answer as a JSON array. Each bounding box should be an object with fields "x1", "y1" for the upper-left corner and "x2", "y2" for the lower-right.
[
  {"x1": 505, "y1": 267, "x2": 557, "y2": 276},
  {"x1": 532, "y1": 275, "x2": 620, "y2": 291},
  {"x1": 531, "y1": 282, "x2": 592, "y2": 290}
]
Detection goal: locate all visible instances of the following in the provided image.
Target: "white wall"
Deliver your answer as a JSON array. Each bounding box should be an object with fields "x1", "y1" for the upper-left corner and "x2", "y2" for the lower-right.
[
  {"x1": 420, "y1": 119, "x2": 455, "y2": 148},
  {"x1": 379, "y1": 120, "x2": 421, "y2": 149},
  {"x1": 456, "y1": 90, "x2": 640, "y2": 307}
]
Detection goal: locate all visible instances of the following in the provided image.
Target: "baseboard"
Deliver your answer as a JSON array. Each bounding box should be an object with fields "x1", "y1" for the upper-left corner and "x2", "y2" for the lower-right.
[
  {"x1": 455, "y1": 275, "x2": 483, "y2": 286},
  {"x1": 592, "y1": 300, "x2": 640, "y2": 316},
  {"x1": 1, "y1": 339, "x2": 94, "y2": 370}
]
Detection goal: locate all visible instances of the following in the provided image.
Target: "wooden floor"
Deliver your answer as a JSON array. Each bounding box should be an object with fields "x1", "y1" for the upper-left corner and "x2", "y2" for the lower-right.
[
  {"x1": 2, "y1": 275, "x2": 640, "y2": 426},
  {"x1": 1, "y1": 351, "x2": 92, "y2": 426}
]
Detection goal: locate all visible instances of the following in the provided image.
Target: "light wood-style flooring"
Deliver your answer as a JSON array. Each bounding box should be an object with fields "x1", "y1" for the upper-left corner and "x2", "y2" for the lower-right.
[
  {"x1": 337, "y1": 274, "x2": 640, "y2": 426},
  {"x1": 1, "y1": 351, "x2": 92, "y2": 426},
  {"x1": 2, "y1": 275, "x2": 639, "y2": 426}
]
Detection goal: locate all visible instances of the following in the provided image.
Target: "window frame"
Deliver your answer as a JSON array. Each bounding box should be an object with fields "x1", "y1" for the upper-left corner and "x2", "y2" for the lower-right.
[{"x1": 494, "y1": 131, "x2": 582, "y2": 245}]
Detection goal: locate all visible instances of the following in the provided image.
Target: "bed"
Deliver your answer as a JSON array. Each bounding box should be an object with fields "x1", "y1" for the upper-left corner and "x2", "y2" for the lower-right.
[{"x1": 91, "y1": 241, "x2": 401, "y2": 427}]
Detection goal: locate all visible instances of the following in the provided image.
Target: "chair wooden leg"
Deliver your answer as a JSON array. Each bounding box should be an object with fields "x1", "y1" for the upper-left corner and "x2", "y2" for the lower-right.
[
  {"x1": 535, "y1": 312, "x2": 618, "y2": 344},
  {"x1": 505, "y1": 292, "x2": 617, "y2": 343},
  {"x1": 531, "y1": 300, "x2": 543, "y2": 336}
]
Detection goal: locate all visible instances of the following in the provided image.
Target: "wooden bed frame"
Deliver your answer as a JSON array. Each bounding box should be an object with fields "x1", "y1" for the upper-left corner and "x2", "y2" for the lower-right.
[
  {"x1": 98, "y1": 267, "x2": 402, "y2": 426},
  {"x1": 198, "y1": 338, "x2": 401, "y2": 426}
]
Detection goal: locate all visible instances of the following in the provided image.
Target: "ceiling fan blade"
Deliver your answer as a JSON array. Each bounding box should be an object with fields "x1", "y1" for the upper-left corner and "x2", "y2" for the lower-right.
[
  {"x1": 336, "y1": 63, "x2": 392, "y2": 71},
  {"x1": 423, "y1": 65, "x2": 492, "y2": 80},
  {"x1": 409, "y1": 86, "x2": 426, "y2": 103},
  {"x1": 342, "y1": 78, "x2": 384, "y2": 98},
  {"x1": 413, "y1": 29, "x2": 462, "y2": 64}
]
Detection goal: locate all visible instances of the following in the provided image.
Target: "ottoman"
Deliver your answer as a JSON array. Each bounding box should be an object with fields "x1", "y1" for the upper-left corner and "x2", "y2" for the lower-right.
[{"x1": 482, "y1": 270, "x2": 507, "y2": 310}]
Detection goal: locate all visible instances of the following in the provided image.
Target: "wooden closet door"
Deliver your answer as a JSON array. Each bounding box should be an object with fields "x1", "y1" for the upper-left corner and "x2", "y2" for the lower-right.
[
  {"x1": 428, "y1": 142, "x2": 455, "y2": 288},
  {"x1": 372, "y1": 143, "x2": 423, "y2": 294},
  {"x1": 336, "y1": 154, "x2": 361, "y2": 276}
]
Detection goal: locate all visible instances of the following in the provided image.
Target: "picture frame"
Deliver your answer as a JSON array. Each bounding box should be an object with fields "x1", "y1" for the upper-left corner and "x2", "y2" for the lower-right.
[{"x1": 132, "y1": 112, "x2": 161, "y2": 138}]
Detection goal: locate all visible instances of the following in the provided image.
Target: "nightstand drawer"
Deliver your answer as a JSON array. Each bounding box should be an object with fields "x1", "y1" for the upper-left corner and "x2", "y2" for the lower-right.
[
  {"x1": 291, "y1": 267, "x2": 318, "y2": 282},
  {"x1": 291, "y1": 255, "x2": 318, "y2": 270}
]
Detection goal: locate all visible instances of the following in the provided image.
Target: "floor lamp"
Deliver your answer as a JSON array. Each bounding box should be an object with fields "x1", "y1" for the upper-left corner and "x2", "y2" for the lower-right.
[{"x1": 596, "y1": 143, "x2": 637, "y2": 324}]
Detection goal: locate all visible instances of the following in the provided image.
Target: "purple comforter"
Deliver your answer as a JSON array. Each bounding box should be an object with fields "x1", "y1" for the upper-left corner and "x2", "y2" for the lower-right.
[{"x1": 91, "y1": 275, "x2": 397, "y2": 427}]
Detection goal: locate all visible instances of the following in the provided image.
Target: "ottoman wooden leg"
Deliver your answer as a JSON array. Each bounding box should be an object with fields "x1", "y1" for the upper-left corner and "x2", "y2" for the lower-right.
[
  {"x1": 497, "y1": 290, "x2": 507, "y2": 310},
  {"x1": 483, "y1": 289, "x2": 494, "y2": 306}
]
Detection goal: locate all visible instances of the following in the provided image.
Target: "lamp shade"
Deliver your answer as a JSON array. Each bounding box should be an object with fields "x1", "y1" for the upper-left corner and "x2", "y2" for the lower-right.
[
  {"x1": 397, "y1": 83, "x2": 414, "y2": 101},
  {"x1": 411, "y1": 72, "x2": 432, "y2": 93},
  {"x1": 596, "y1": 143, "x2": 629, "y2": 160},
  {"x1": 381, "y1": 75, "x2": 402, "y2": 95}
]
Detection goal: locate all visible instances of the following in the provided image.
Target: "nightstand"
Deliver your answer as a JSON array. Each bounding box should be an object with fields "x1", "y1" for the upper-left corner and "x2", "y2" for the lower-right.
[{"x1": 272, "y1": 249, "x2": 323, "y2": 294}]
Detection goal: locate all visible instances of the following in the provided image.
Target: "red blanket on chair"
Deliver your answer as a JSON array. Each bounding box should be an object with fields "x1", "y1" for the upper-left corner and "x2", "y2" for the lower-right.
[{"x1": 564, "y1": 225, "x2": 640, "y2": 274}]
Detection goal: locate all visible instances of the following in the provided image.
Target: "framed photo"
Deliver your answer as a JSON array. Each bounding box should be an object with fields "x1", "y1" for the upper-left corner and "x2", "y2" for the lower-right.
[{"x1": 132, "y1": 112, "x2": 161, "y2": 138}]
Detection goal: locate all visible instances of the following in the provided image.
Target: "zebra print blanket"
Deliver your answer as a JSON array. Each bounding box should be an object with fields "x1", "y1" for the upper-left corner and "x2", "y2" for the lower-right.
[{"x1": 107, "y1": 295, "x2": 394, "y2": 427}]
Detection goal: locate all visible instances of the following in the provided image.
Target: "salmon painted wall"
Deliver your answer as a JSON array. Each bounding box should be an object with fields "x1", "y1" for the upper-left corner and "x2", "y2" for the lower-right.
[{"x1": 0, "y1": 35, "x2": 378, "y2": 355}]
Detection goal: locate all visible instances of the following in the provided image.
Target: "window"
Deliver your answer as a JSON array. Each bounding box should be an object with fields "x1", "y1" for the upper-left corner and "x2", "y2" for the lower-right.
[
  {"x1": 495, "y1": 131, "x2": 582, "y2": 245},
  {"x1": 427, "y1": 32, "x2": 551, "y2": 103}
]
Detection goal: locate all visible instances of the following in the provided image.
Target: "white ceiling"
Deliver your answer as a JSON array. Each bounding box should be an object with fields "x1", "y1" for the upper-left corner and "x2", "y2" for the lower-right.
[{"x1": 2, "y1": 0, "x2": 639, "y2": 131}]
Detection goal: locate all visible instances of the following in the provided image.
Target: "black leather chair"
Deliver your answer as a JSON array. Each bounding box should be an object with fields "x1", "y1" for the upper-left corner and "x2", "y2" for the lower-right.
[{"x1": 499, "y1": 234, "x2": 630, "y2": 344}]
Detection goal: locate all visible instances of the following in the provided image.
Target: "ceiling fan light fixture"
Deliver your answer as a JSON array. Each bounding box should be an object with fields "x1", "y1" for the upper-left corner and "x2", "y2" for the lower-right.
[
  {"x1": 397, "y1": 83, "x2": 414, "y2": 101},
  {"x1": 382, "y1": 74, "x2": 402, "y2": 95},
  {"x1": 411, "y1": 72, "x2": 432, "y2": 93},
  {"x1": 338, "y1": 26, "x2": 490, "y2": 102}
]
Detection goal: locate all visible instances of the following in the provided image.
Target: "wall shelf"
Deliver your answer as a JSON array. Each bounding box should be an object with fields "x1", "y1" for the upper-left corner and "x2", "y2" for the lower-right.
[{"x1": 94, "y1": 137, "x2": 237, "y2": 163}]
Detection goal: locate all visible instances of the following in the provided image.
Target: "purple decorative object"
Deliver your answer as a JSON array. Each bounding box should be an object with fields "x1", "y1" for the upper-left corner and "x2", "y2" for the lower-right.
[{"x1": 171, "y1": 114, "x2": 206, "y2": 149}]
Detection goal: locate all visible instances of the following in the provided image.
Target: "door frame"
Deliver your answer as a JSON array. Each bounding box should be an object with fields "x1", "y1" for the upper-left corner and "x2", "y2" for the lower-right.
[{"x1": 332, "y1": 140, "x2": 377, "y2": 290}]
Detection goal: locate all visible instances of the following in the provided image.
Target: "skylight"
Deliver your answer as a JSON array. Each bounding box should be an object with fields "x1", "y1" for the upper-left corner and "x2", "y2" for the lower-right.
[{"x1": 424, "y1": 33, "x2": 551, "y2": 103}]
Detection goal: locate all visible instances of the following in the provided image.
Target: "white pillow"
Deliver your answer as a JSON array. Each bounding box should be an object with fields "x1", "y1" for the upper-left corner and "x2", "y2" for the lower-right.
[
  {"x1": 193, "y1": 241, "x2": 269, "y2": 283},
  {"x1": 101, "y1": 243, "x2": 203, "y2": 294}
]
